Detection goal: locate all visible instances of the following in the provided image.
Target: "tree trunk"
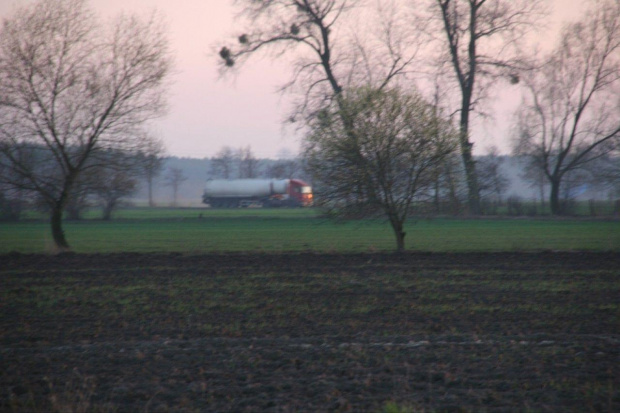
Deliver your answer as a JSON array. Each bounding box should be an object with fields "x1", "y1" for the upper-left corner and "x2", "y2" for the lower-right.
[
  {"x1": 457, "y1": 22, "x2": 481, "y2": 216},
  {"x1": 550, "y1": 177, "x2": 562, "y2": 215},
  {"x1": 434, "y1": 176, "x2": 440, "y2": 213},
  {"x1": 539, "y1": 176, "x2": 546, "y2": 214},
  {"x1": 148, "y1": 176, "x2": 155, "y2": 207},
  {"x1": 389, "y1": 218, "x2": 406, "y2": 252},
  {"x1": 102, "y1": 201, "x2": 114, "y2": 221},
  {"x1": 50, "y1": 206, "x2": 70, "y2": 251},
  {"x1": 50, "y1": 172, "x2": 76, "y2": 251},
  {"x1": 445, "y1": 163, "x2": 460, "y2": 215},
  {"x1": 459, "y1": 114, "x2": 481, "y2": 215}
]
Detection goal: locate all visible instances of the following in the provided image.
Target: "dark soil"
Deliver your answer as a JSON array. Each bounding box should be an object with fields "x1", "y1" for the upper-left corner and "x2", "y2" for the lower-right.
[{"x1": 1, "y1": 252, "x2": 619, "y2": 412}]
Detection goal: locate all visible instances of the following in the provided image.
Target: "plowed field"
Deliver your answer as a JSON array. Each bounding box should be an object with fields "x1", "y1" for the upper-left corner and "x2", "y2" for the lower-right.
[{"x1": 2, "y1": 252, "x2": 619, "y2": 412}]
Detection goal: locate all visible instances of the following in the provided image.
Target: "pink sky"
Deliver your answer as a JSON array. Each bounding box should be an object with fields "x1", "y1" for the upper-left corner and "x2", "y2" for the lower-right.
[{"x1": 0, "y1": 0, "x2": 586, "y2": 159}]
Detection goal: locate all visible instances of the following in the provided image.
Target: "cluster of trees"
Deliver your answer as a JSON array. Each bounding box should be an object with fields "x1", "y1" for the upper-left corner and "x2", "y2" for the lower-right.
[
  {"x1": 1, "y1": 0, "x2": 618, "y2": 252},
  {"x1": 209, "y1": 146, "x2": 304, "y2": 180},
  {"x1": 513, "y1": 0, "x2": 620, "y2": 214},
  {"x1": 219, "y1": 0, "x2": 619, "y2": 250},
  {"x1": 0, "y1": 0, "x2": 172, "y2": 250},
  {"x1": 0, "y1": 141, "x2": 166, "y2": 220}
]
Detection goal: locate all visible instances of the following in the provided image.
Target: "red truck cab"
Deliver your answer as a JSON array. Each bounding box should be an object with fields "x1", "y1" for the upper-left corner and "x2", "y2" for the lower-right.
[{"x1": 289, "y1": 179, "x2": 313, "y2": 207}]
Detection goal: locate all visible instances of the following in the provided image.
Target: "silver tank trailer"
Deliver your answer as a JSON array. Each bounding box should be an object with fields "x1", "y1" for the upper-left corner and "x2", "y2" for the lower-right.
[{"x1": 204, "y1": 179, "x2": 290, "y2": 199}]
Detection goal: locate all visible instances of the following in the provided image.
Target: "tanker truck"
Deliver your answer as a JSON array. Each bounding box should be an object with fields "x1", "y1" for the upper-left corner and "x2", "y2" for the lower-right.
[{"x1": 202, "y1": 178, "x2": 313, "y2": 208}]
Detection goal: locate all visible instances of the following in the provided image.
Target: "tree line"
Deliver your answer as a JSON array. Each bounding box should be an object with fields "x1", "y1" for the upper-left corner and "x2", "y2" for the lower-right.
[
  {"x1": 1, "y1": 0, "x2": 618, "y2": 252},
  {"x1": 218, "y1": 0, "x2": 619, "y2": 250},
  {"x1": 0, "y1": 0, "x2": 171, "y2": 250}
]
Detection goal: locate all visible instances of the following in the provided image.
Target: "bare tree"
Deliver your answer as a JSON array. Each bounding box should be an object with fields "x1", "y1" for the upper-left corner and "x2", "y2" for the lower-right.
[
  {"x1": 266, "y1": 148, "x2": 302, "y2": 179},
  {"x1": 92, "y1": 168, "x2": 138, "y2": 221},
  {"x1": 237, "y1": 146, "x2": 260, "y2": 178},
  {"x1": 305, "y1": 87, "x2": 458, "y2": 251},
  {"x1": 267, "y1": 159, "x2": 302, "y2": 179},
  {"x1": 83, "y1": 149, "x2": 143, "y2": 220},
  {"x1": 137, "y1": 133, "x2": 166, "y2": 207},
  {"x1": 164, "y1": 167, "x2": 187, "y2": 207},
  {"x1": 585, "y1": 151, "x2": 620, "y2": 198},
  {"x1": 210, "y1": 146, "x2": 237, "y2": 179},
  {"x1": 513, "y1": 0, "x2": 620, "y2": 215},
  {"x1": 0, "y1": 154, "x2": 31, "y2": 221},
  {"x1": 65, "y1": 177, "x2": 93, "y2": 221},
  {"x1": 423, "y1": 0, "x2": 548, "y2": 214},
  {"x1": 210, "y1": 145, "x2": 261, "y2": 179},
  {"x1": 519, "y1": 156, "x2": 548, "y2": 213},
  {"x1": 477, "y1": 146, "x2": 509, "y2": 211},
  {"x1": 0, "y1": 0, "x2": 172, "y2": 250},
  {"x1": 428, "y1": 153, "x2": 467, "y2": 214},
  {"x1": 218, "y1": 0, "x2": 417, "y2": 121}
]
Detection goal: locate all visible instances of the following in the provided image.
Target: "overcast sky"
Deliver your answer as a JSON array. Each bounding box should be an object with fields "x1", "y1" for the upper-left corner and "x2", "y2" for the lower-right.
[{"x1": 0, "y1": 0, "x2": 587, "y2": 159}]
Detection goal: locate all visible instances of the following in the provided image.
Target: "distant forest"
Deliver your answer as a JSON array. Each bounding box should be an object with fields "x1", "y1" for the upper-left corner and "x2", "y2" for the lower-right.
[
  {"x1": 132, "y1": 155, "x2": 618, "y2": 208},
  {"x1": 132, "y1": 156, "x2": 310, "y2": 207}
]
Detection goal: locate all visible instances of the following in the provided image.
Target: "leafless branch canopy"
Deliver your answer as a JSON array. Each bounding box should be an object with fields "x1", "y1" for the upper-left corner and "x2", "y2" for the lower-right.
[
  {"x1": 513, "y1": 0, "x2": 620, "y2": 213},
  {"x1": 0, "y1": 0, "x2": 172, "y2": 247},
  {"x1": 219, "y1": 0, "x2": 422, "y2": 122},
  {"x1": 412, "y1": 0, "x2": 548, "y2": 214},
  {"x1": 0, "y1": 0, "x2": 171, "y2": 192}
]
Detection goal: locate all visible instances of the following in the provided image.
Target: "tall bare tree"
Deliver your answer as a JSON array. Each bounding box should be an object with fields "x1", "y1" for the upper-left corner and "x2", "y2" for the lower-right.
[
  {"x1": 164, "y1": 167, "x2": 188, "y2": 207},
  {"x1": 210, "y1": 146, "x2": 238, "y2": 178},
  {"x1": 585, "y1": 151, "x2": 620, "y2": 198},
  {"x1": 92, "y1": 166, "x2": 138, "y2": 221},
  {"x1": 237, "y1": 146, "x2": 260, "y2": 178},
  {"x1": 305, "y1": 87, "x2": 457, "y2": 251},
  {"x1": 218, "y1": 0, "x2": 417, "y2": 121},
  {"x1": 0, "y1": 0, "x2": 172, "y2": 250},
  {"x1": 427, "y1": 153, "x2": 467, "y2": 214},
  {"x1": 424, "y1": 0, "x2": 548, "y2": 214},
  {"x1": 513, "y1": 0, "x2": 620, "y2": 215},
  {"x1": 520, "y1": 156, "x2": 548, "y2": 213},
  {"x1": 267, "y1": 158, "x2": 302, "y2": 179},
  {"x1": 137, "y1": 132, "x2": 166, "y2": 207},
  {"x1": 0, "y1": 158, "x2": 28, "y2": 221},
  {"x1": 476, "y1": 146, "x2": 509, "y2": 207}
]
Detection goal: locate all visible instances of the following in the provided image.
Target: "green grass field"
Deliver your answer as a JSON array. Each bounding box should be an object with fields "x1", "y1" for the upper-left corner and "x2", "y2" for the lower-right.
[{"x1": 1, "y1": 207, "x2": 618, "y2": 253}]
